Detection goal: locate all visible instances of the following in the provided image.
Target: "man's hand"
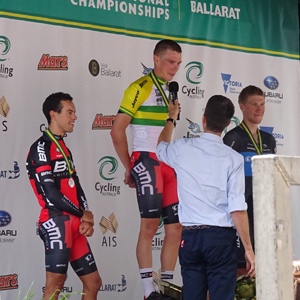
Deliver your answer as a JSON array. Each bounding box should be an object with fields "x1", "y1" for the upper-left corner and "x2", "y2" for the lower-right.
[
  {"x1": 124, "y1": 170, "x2": 135, "y2": 188},
  {"x1": 81, "y1": 210, "x2": 94, "y2": 226},
  {"x1": 79, "y1": 221, "x2": 94, "y2": 237},
  {"x1": 245, "y1": 249, "x2": 255, "y2": 277},
  {"x1": 168, "y1": 99, "x2": 180, "y2": 120}
]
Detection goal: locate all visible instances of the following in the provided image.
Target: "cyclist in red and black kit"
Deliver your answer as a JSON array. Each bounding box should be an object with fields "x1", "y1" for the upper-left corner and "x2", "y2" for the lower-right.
[{"x1": 26, "y1": 92, "x2": 101, "y2": 300}]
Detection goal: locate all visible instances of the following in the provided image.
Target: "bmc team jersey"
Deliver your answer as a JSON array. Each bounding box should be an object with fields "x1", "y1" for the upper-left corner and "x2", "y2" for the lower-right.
[
  {"x1": 223, "y1": 125, "x2": 276, "y2": 267},
  {"x1": 119, "y1": 70, "x2": 170, "y2": 153},
  {"x1": 26, "y1": 131, "x2": 87, "y2": 223}
]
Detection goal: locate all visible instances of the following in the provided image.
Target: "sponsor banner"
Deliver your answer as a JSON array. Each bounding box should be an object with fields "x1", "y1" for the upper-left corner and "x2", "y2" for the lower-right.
[{"x1": 0, "y1": 1, "x2": 298, "y2": 57}]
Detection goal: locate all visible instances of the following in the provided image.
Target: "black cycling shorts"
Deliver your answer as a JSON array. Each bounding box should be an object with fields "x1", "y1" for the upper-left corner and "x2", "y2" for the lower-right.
[
  {"x1": 130, "y1": 151, "x2": 179, "y2": 224},
  {"x1": 38, "y1": 214, "x2": 97, "y2": 276}
]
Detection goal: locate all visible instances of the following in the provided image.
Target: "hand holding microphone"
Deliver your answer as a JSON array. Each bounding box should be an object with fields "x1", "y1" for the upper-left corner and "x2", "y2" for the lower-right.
[{"x1": 169, "y1": 81, "x2": 180, "y2": 120}]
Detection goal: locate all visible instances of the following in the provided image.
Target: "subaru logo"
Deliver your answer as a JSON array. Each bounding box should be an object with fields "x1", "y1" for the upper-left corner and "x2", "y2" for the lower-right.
[
  {"x1": 264, "y1": 76, "x2": 279, "y2": 90},
  {"x1": 0, "y1": 211, "x2": 11, "y2": 226}
]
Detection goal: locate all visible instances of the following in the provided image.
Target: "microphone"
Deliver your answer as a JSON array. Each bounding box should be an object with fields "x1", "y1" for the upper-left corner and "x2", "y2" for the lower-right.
[{"x1": 169, "y1": 81, "x2": 180, "y2": 120}]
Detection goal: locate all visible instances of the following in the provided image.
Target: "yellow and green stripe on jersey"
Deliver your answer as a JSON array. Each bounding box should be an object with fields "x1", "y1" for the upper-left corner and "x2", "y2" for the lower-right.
[{"x1": 119, "y1": 71, "x2": 169, "y2": 127}]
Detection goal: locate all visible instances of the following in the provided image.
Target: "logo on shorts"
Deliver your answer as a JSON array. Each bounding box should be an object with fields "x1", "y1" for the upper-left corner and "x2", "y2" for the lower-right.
[{"x1": 132, "y1": 162, "x2": 154, "y2": 196}]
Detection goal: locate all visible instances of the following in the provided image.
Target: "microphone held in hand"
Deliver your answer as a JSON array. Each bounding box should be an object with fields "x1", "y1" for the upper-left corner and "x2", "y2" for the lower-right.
[
  {"x1": 169, "y1": 81, "x2": 180, "y2": 120},
  {"x1": 169, "y1": 81, "x2": 179, "y2": 105}
]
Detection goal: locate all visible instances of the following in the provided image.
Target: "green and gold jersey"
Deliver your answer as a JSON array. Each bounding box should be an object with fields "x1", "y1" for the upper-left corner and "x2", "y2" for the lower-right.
[{"x1": 119, "y1": 71, "x2": 170, "y2": 152}]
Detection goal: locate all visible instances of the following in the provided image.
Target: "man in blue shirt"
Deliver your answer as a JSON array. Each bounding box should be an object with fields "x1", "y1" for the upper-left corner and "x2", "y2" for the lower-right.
[{"x1": 156, "y1": 95, "x2": 255, "y2": 300}]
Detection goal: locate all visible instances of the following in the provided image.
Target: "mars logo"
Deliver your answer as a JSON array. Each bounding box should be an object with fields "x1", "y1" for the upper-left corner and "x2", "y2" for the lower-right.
[
  {"x1": 99, "y1": 213, "x2": 118, "y2": 247},
  {"x1": 92, "y1": 113, "x2": 115, "y2": 130},
  {"x1": 38, "y1": 54, "x2": 68, "y2": 70},
  {"x1": 0, "y1": 274, "x2": 18, "y2": 290},
  {"x1": 0, "y1": 36, "x2": 11, "y2": 62},
  {"x1": 184, "y1": 118, "x2": 202, "y2": 138},
  {"x1": 100, "y1": 274, "x2": 127, "y2": 292}
]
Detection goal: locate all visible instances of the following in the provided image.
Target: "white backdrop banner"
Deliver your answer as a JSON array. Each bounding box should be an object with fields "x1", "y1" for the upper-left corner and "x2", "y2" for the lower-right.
[{"x1": 0, "y1": 1, "x2": 299, "y2": 299}]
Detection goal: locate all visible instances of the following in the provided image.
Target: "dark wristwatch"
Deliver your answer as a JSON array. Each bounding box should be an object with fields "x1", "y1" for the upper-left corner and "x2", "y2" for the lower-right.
[{"x1": 166, "y1": 118, "x2": 176, "y2": 127}]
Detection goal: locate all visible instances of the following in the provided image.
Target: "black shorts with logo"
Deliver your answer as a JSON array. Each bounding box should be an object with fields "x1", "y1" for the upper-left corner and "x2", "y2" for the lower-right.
[
  {"x1": 130, "y1": 151, "x2": 179, "y2": 224},
  {"x1": 39, "y1": 214, "x2": 97, "y2": 276}
]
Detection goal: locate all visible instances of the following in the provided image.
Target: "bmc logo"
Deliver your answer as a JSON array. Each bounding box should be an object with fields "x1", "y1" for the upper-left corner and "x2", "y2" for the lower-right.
[
  {"x1": 42, "y1": 218, "x2": 63, "y2": 250},
  {"x1": 38, "y1": 54, "x2": 68, "y2": 70},
  {"x1": 53, "y1": 161, "x2": 67, "y2": 173},
  {"x1": 132, "y1": 162, "x2": 153, "y2": 195}
]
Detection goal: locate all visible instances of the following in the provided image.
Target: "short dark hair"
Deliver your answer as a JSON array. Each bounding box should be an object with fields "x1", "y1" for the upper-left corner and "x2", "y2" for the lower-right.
[
  {"x1": 153, "y1": 39, "x2": 182, "y2": 56},
  {"x1": 238, "y1": 85, "x2": 264, "y2": 104},
  {"x1": 42, "y1": 92, "x2": 73, "y2": 124},
  {"x1": 204, "y1": 95, "x2": 234, "y2": 133}
]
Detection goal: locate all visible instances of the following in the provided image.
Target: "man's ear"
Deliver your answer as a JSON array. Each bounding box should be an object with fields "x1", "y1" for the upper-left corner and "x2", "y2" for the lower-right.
[
  {"x1": 49, "y1": 110, "x2": 56, "y2": 121},
  {"x1": 153, "y1": 54, "x2": 159, "y2": 65},
  {"x1": 239, "y1": 102, "x2": 244, "y2": 112}
]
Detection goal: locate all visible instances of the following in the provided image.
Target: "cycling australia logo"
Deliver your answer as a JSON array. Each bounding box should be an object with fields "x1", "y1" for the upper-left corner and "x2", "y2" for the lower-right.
[
  {"x1": 0, "y1": 211, "x2": 17, "y2": 243},
  {"x1": 263, "y1": 76, "x2": 283, "y2": 105},
  {"x1": 100, "y1": 274, "x2": 127, "y2": 293},
  {"x1": 182, "y1": 62, "x2": 205, "y2": 99},
  {"x1": 183, "y1": 118, "x2": 202, "y2": 138},
  {"x1": 0, "y1": 95, "x2": 9, "y2": 132},
  {"x1": 221, "y1": 73, "x2": 242, "y2": 94},
  {"x1": 95, "y1": 156, "x2": 120, "y2": 196},
  {"x1": 0, "y1": 161, "x2": 20, "y2": 179},
  {"x1": 260, "y1": 126, "x2": 284, "y2": 147},
  {"x1": 89, "y1": 59, "x2": 121, "y2": 78},
  {"x1": 224, "y1": 116, "x2": 240, "y2": 134},
  {"x1": 0, "y1": 36, "x2": 14, "y2": 78},
  {"x1": 99, "y1": 213, "x2": 118, "y2": 247},
  {"x1": 0, "y1": 274, "x2": 18, "y2": 290},
  {"x1": 92, "y1": 113, "x2": 115, "y2": 130},
  {"x1": 38, "y1": 54, "x2": 68, "y2": 70}
]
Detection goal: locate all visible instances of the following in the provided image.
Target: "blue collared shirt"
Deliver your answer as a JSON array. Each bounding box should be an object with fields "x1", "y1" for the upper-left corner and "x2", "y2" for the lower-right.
[{"x1": 156, "y1": 132, "x2": 247, "y2": 227}]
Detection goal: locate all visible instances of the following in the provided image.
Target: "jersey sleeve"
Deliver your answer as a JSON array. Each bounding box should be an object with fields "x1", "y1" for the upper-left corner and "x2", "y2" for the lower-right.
[
  {"x1": 69, "y1": 151, "x2": 89, "y2": 211},
  {"x1": 223, "y1": 130, "x2": 242, "y2": 152},
  {"x1": 119, "y1": 79, "x2": 149, "y2": 118},
  {"x1": 27, "y1": 140, "x2": 83, "y2": 218}
]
